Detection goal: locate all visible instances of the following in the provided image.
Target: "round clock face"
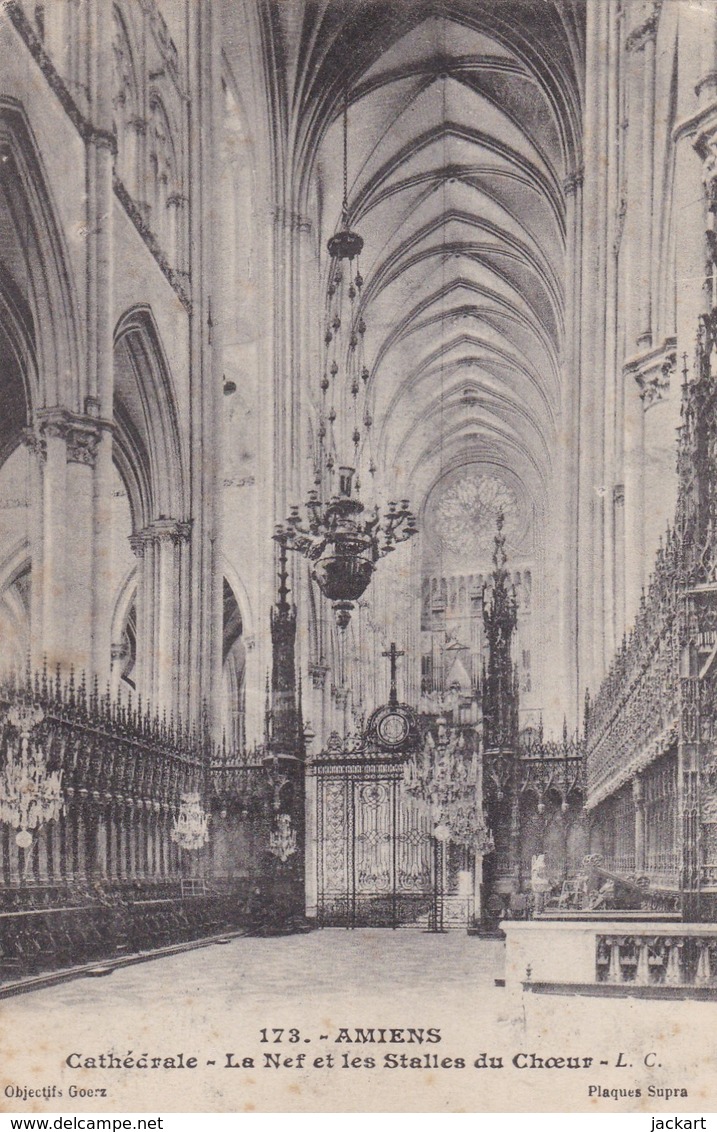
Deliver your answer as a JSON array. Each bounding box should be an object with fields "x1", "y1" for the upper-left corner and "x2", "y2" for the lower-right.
[{"x1": 376, "y1": 710, "x2": 410, "y2": 747}]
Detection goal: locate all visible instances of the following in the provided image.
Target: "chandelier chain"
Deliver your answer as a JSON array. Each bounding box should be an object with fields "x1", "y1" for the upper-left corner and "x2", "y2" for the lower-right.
[{"x1": 342, "y1": 86, "x2": 349, "y2": 224}]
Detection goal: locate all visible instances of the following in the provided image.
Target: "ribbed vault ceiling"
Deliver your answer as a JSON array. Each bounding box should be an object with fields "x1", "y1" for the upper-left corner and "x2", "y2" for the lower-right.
[{"x1": 224, "y1": 0, "x2": 584, "y2": 524}]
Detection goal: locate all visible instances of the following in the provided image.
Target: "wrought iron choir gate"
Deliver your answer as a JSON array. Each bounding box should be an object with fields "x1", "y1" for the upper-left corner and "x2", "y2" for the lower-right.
[{"x1": 313, "y1": 744, "x2": 436, "y2": 928}]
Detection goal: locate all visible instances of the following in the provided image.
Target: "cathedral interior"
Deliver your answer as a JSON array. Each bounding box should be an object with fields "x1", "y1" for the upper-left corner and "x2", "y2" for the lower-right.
[{"x1": 2, "y1": 0, "x2": 717, "y2": 998}]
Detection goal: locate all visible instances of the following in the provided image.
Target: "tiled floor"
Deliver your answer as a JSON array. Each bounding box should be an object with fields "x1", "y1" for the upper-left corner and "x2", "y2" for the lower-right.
[{"x1": 0, "y1": 928, "x2": 506, "y2": 1010}]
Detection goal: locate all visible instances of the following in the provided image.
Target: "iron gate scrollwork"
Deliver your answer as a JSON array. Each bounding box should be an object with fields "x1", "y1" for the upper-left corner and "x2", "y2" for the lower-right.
[{"x1": 315, "y1": 758, "x2": 435, "y2": 928}]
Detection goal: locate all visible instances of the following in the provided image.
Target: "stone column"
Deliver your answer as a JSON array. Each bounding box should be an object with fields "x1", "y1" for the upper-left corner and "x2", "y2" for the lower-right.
[
  {"x1": 632, "y1": 17, "x2": 658, "y2": 347},
  {"x1": 562, "y1": 168, "x2": 582, "y2": 720},
  {"x1": 64, "y1": 433, "x2": 96, "y2": 666},
  {"x1": 626, "y1": 342, "x2": 678, "y2": 573},
  {"x1": 600, "y1": 6, "x2": 621, "y2": 672},
  {"x1": 578, "y1": 0, "x2": 610, "y2": 694},
  {"x1": 619, "y1": 15, "x2": 648, "y2": 628},
  {"x1": 129, "y1": 519, "x2": 191, "y2": 719},
  {"x1": 33, "y1": 420, "x2": 65, "y2": 669},
  {"x1": 23, "y1": 428, "x2": 46, "y2": 673},
  {"x1": 309, "y1": 662, "x2": 329, "y2": 754},
  {"x1": 24, "y1": 411, "x2": 108, "y2": 678},
  {"x1": 84, "y1": 0, "x2": 116, "y2": 689},
  {"x1": 167, "y1": 193, "x2": 188, "y2": 277},
  {"x1": 622, "y1": 360, "x2": 646, "y2": 626},
  {"x1": 186, "y1": 0, "x2": 223, "y2": 732},
  {"x1": 92, "y1": 426, "x2": 116, "y2": 693}
]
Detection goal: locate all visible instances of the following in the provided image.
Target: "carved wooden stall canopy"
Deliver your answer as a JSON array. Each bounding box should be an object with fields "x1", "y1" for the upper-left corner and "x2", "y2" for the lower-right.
[
  {"x1": 0, "y1": 661, "x2": 308, "y2": 981},
  {"x1": 587, "y1": 315, "x2": 717, "y2": 921}
]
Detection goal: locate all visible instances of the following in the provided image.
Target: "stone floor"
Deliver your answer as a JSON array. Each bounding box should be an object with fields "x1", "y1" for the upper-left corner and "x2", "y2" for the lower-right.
[{"x1": 0, "y1": 930, "x2": 715, "y2": 1113}]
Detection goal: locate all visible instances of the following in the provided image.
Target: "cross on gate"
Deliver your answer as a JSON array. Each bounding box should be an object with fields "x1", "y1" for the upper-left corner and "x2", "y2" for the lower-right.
[{"x1": 382, "y1": 641, "x2": 404, "y2": 706}]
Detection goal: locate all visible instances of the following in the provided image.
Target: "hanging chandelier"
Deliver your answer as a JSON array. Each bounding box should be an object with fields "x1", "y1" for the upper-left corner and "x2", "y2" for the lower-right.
[
  {"x1": 171, "y1": 792, "x2": 209, "y2": 851},
  {"x1": 0, "y1": 702, "x2": 63, "y2": 849},
  {"x1": 274, "y1": 89, "x2": 418, "y2": 629}
]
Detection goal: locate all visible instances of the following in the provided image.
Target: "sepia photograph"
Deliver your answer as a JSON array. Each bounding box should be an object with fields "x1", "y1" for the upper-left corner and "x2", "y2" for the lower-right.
[{"x1": 0, "y1": 0, "x2": 715, "y2": 1115}]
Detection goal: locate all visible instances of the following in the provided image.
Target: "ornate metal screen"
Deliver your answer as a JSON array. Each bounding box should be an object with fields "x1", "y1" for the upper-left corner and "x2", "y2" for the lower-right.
[{"x1": 314, "y1": 755, "x2": 435, "y2": 928}]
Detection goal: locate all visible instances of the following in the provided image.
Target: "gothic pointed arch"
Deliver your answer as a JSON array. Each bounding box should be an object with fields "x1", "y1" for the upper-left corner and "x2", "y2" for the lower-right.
[
  {"x1": 0, "y1": 540, "x2": 30, "y2": 679},
  {"x1": 113, "y1": 304, "x2": 187, "y2": 530},
  {"x1": 225, "y1": 0, "x2": 583, "y2": 736},
  {"x1": 147, "y1": 89, "x2": 180, "y2": 257},
  {"x1": 0, "y1": 99, "x2": 85, "y2": 679},
  {"x1": 0, "y1": 98, "x2": 82, "y2": 413},
  {"x1": 112, "y1": 306, "x2": 189, "y2": 718},
  {"x1": 110, "y1": 565, "x2": 138, "y2": 695},
  {"x1": 112, "y1": 3, "x2": 142, "y2": 201},
  {"x1": 0, "y1": 264, "x2": 34, "y2": 464}
]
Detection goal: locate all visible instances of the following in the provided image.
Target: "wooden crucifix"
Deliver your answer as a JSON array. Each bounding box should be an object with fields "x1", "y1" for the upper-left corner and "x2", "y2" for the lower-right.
[{"x1": 382, "y1": 641, "x2": 404, "y2": 707}]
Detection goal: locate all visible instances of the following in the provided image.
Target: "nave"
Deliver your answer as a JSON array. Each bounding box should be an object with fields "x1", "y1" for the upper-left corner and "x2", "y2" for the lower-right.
[{"x1": 3, "y1": 4, "x2": 717, "y2": 1102}]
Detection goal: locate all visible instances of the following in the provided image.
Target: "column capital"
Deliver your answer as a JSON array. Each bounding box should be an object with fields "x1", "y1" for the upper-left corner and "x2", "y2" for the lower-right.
[
  {"x1": 128, "y1": 517, "x2": 193, "y2": 556},
  {"x1": 272, "y1": 205, "x2": 313, "y2": 233},
  {"x1": 32, "y1": 408, "x2": 112, "y2": 467},
  {"x1": 309, "y1": 662, "x2": 329, "y2": 690},
  {"x1": 21, "y1": 426, "x2": 46, "y2": 461},
  {"x1": 624, "y1": 337, "x2": 676, "y2": 411}
]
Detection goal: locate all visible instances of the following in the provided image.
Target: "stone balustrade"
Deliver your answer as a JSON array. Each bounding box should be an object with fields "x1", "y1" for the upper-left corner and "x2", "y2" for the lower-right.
[
  {"x1": 500, "y1": 919, "x2": 717, "y2": 997},
  {"x1": 597, "y1": 931, "x2": 717, "y2": 987}
]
